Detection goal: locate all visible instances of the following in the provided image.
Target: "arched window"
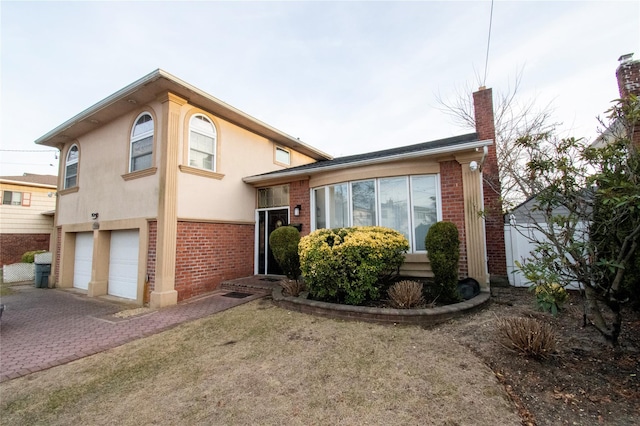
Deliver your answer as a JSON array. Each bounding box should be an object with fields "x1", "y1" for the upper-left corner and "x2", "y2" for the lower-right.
[
  {"x1": 189, "y1": 114, "x2": 217, "y2": 171},
  {"x1": 64, "y1": 145, "x2": 79, "y2": 189},
  {"x1": 130, "y1": 113, "x2": 154, "y2": 172}
]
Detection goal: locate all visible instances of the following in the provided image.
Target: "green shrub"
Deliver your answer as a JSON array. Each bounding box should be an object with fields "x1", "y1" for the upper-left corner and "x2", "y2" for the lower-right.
[
  {"x1": 533, "y1": 282, "x2": 569, "y2": 316},
  {"x1": 269, "y1": 226, "x2": 301, "y2": 279},
  {"x1": 21, "y1": 250, "x2": 46, "y2": 264},
  {"x1": 299, "y1": 226, "x2": 409, "y2": 305},
  {"x1": 425, "y1": 221, "x2": 461, "y2": 303}
]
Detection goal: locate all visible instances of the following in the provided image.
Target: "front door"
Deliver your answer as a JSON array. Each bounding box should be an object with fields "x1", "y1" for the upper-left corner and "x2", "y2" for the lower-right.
[{"x1": 256, "y1": 208, "x2": 289, "y2": 275}]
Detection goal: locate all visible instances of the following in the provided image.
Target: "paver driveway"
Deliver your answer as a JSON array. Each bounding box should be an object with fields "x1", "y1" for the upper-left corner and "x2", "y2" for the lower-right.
[{"x1": 0, "y1": 284, "x2": 268, "y2": 382}]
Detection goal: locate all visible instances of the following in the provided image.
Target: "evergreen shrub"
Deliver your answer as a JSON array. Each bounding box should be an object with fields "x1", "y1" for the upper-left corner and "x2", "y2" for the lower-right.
[
  {"x1": 425, "y1": 221, "x2": 461, "y2": 302},
  {"x1": 269, "y1": 226, "x2": 301, "y2": 279},
  {"x1": 299, "y1": 226, "x2": 409, "y2": 305}
]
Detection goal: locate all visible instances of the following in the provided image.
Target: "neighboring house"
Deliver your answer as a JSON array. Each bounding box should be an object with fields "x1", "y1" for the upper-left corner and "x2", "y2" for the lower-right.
[
  {"x1": 36, "y1": 69, "x2": 506, "y2": 308},
  {"x1": 0, "y1": 174, "x2": 57, "y2": 265},
  {"x1": 505, "y1": 53, "x2": 640, "y2": 287}
]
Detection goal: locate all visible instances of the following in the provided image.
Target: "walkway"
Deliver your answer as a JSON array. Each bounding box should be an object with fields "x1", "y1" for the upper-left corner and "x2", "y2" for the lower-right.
[{"x1": 0, "y1": 279, "x2": 276, "y2": 382}]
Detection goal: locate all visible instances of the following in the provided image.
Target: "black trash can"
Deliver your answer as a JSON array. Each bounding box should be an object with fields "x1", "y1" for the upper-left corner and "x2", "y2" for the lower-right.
[{"x1": 35, "y1": 263, "x2": 51, "y2": 288}]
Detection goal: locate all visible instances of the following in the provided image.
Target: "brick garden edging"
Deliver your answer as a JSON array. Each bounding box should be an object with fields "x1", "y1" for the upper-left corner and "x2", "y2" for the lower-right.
[{"x1": 272, "y1": 287, "x2": 491, "y2": 326}]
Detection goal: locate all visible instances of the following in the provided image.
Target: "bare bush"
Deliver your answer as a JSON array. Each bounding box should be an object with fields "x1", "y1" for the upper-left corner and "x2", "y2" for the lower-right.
[
  {"x1": 388, "y1": 280, "x2": 424, "y2": 308},
  {"x1": 280, "y1": 279, "x2": 306, "y2": 297},
  {"x1": 496, "y1": 316, "x2": 557, "y2": 359}
]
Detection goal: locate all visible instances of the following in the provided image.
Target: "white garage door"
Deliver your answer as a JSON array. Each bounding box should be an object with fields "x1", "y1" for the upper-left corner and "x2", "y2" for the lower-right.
[
  {"x1": 108, "y1": 230, "x2": 139, "y2": 300},
  {"x1": 73, "y1": 232, "x2": 94, "y2": 290}
]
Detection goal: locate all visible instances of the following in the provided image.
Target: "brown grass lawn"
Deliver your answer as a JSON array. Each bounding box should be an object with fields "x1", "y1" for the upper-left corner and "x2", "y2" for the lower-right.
[{"x1": 0, "y1": 298, "x2": 520, "y2": 425}]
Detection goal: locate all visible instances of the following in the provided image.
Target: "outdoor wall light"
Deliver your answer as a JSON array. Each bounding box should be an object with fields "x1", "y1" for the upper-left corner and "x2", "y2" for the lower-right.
[
  {"x1": 469, "y1": 161, "x2": 479, "y2": 172},
  {"x1": 294, "y1": 205, "x2": 302, "y2": 217}
]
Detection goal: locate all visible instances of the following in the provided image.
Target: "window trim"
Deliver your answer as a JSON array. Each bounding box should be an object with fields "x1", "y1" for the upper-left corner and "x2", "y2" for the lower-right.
[
  {"x1": 2, "y1": 190, "x2": 28, "y2": 206},
  {"x1": 129, "y1": 112, "x2": 155, "y2": 173},
  {"x1": 188, "y1": 113, "x2": 218, "y2": 172},
  {"x1": 64, "y1": 144, "x2": 79, "y2": 190},
  {"x1": 274, "y1": 146, "x2": 291, "y2": 166}
]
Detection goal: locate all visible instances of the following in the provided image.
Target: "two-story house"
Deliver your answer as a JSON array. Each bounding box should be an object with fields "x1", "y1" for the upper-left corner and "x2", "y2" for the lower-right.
[{"x1": 36, "y1": 69, "x2": 506, "y2": 308}]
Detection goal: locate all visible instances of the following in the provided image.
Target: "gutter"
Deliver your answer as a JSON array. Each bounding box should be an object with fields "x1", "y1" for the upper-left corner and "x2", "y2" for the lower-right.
[{"x1": 243, "y1": 139, "x2": 493, "y2": 184}]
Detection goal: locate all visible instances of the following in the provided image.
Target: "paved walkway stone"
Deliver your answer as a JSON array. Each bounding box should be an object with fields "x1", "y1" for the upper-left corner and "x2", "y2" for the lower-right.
[{"x1": 0, "y1": 284, "x2": 269, "y2": 382}]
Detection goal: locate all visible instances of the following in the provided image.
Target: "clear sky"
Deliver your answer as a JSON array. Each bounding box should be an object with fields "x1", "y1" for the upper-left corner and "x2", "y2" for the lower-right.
[{"x1": 1, "y1": 0, "x2": 638, "y2": 176}]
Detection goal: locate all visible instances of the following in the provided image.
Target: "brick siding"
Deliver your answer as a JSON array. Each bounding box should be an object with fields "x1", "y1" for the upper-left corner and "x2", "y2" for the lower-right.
[
  {"x1": 440, "y1": 160, "x2": 468, "y2": 277},
  {"x1": 288, "y1": 179, "x2": 311, "y2": 236},
  {"x1": 174, "y1": 221, "x2": 254, "y2": 301},
  {"x1": 145, "y1": 221, "x2": 157, "y2": 304},
  {"x1": 0, "y1": 233, "x2": 50, "y2": 266},
  {"x1": 473, "y1": 88, "x2": 507, "y2": 276}
]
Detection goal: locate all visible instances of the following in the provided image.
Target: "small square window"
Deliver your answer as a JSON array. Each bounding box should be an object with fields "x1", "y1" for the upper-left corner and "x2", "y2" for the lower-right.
[{"x1": 275, "y1": 146, "x2": 290, "y2": 165}]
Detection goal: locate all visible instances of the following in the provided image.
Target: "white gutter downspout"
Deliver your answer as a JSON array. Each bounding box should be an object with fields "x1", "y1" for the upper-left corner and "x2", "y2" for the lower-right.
[{"x1": 478, "y1": 145, "x2": 489, "y2": 171}]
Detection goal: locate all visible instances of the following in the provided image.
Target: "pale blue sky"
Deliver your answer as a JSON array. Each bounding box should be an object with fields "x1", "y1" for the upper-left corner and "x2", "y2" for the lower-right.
[{"x1": 1, "y1": 0, "x2": 639, "y2": 176}]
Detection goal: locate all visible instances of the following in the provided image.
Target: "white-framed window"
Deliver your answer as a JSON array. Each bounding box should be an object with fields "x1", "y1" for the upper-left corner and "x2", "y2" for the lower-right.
[
  {"x1": 2, "y1": 191, "x2": 22, "y2": 206},
  {"x1": 130, "y1": 112, "x2": 154, "y2": 172},
  {"x1": 189, "y1": 114, "x2": 217, "y2": 171},
  {"x1": 312, "y1": 175, "x2": 441, "y2": 252},
  {"x1": 65, "y1": 144, "x2": 79, "y2": 189},
  {"x1": 275, "y1": 146, "x2": 291, "y2": 165}
]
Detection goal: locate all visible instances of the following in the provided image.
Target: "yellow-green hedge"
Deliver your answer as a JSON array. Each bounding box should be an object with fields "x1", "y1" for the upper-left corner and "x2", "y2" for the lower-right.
[{"x1": 299, "y1": 226, "x2": 409, "y2": 305}]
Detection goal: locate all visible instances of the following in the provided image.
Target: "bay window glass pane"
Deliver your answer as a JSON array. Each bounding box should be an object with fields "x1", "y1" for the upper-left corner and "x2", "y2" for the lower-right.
[
  {"x1": 379, "y1": 177, "x2": 409, "y2": 242},
  {"x1": 329, "y1": 184, "x2": 349, "y2": 228},
  {"x1": 351, "y1": 180, "x2": 376, "y2": 226},
  {"x1": 411, "y1": 175, "x2": 438, "y2": 251},
  {"x1": 314, "y1": 188, "x2": 326, "y2": 229}
]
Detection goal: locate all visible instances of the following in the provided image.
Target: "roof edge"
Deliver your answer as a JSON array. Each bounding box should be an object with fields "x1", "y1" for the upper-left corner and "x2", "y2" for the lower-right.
[{"x1": 243, "y1": 138, "x2": 493, "y2": 184}]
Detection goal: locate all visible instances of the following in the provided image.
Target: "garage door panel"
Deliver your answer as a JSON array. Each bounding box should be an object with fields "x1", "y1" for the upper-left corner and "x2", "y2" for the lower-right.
[
  {"x1": 108, "y1": 230, "x2": 139, "y2": 300},
  {"x1": 73, "y1": 233, "x2": 93, "y2": 290}
]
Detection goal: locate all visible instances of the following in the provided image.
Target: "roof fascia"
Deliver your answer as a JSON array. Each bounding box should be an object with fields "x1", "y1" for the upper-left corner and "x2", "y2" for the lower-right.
[
  {"x1": 0, "y1": 179, "x2": 58, "y2": 189},
  {"x1": 243, "y1": 139, "x2": 493, "y2": 185}
]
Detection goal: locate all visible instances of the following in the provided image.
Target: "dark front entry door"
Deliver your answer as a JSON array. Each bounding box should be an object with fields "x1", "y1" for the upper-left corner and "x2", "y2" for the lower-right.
[{"x1": 257, "y1": 208, "x2": 289, "y2": 275}]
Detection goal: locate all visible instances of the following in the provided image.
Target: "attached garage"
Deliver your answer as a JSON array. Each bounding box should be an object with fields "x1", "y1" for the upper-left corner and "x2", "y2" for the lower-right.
[
  {"x1": 73, "y1": 232, "x2": 93, "y2": 290},
  {"x1": 108, "y1": 230, "x2": 140, "y2": 300}
]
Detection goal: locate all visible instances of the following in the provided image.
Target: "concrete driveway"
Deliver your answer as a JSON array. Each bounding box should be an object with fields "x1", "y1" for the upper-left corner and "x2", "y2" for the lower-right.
[{"x1": 0, "y1": 283, "x2": 269, "y2": 382}]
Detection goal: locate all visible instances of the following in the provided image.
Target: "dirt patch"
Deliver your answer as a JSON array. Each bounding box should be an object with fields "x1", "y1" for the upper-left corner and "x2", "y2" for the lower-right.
[{"x1": 439, "y1": 287, "x2": 640, "y2": 426}]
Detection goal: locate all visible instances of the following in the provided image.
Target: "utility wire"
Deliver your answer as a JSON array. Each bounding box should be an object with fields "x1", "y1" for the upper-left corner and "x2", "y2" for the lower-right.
[
  {"x1": 0, "y1": 149, "x2": 58, "y2": 152},
  {"x1": 482, "y1": 0, "x2": 495, "y2": 87}
]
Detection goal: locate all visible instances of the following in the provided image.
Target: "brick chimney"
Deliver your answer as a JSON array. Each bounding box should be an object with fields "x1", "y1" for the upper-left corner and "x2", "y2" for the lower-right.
[
  {"x1": 473, "y1": 87, "x2": 507, "y2": 279},
  {"x1": 616, "y1": 53, "x2": 640, "y2": 99},
  {"x1": 616, "y1": 53, "x2": 640, "y2": 150}
]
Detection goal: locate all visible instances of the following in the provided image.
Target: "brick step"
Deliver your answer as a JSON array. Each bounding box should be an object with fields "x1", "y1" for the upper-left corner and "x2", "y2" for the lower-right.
[{"x1": 220, "y1": 275, "x2": 283, "y2": 295}]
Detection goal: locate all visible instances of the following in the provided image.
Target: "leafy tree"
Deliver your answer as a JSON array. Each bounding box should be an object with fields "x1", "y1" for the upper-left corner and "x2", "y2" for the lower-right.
[{"x1": 515, "y1": 95, "x2": 640, "y2": 345}]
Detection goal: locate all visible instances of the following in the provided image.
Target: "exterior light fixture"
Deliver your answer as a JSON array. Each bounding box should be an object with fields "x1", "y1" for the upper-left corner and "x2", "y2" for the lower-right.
[
  {"x1": 469, "y1": 161, "x2": 479, "y2": 172},
  {"x1": 294, "y1": 205, "x2": 302, "y2": 217}
]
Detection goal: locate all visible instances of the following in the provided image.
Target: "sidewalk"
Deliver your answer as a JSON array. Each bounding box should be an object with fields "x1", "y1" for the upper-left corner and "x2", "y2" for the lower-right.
[{"x1": 0, "y1": 284, "x2": 268, "y2": 382}]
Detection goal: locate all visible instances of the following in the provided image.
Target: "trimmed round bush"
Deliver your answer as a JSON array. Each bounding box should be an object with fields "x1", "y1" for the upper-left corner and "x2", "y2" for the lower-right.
[
  {"x1": 21, "y1": 250, "x2": 46, "y2": 264},
  {"x1": 299, "y1": 226, "x2": 409, "y2": 305},
  {"x1": 269, "y1": 226, "x2": 301, "y2": 279},
  {"x1": 425, "y1": 221, "x2": 461, "y2": 303}
]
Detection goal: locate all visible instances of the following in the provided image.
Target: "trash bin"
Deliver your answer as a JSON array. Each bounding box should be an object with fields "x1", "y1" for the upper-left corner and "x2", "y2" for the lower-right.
[
  {"x1": 35, "y1": 263, "x2": 51, "y2": 288},
  {"x1": 34, "y1": 252, "x2": 53, "y2": 289}
]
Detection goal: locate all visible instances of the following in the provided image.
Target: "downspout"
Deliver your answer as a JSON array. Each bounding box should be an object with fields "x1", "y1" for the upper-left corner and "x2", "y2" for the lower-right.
[{"x1": 478, "y1": 145, "x2": 489, "y2": 172}]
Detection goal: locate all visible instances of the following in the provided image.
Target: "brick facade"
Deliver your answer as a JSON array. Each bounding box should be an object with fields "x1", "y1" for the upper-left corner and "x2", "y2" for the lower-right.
[
  {"x1": 473, "y1": 87, "x2": 507, "y2": 277},
  {"x1": 440, "y1": 160, "x2": 468, "y2": 277},
  {"x1": 173, "y1": 221, "x2": 254, "y2": 301},
  {"x1": 0, "y1": 233, "x2": 50, "y2": 266},
  {"x1": 616, "y1": 55, "x2": 640, "y2": 149},
  {"x1": 145, "y1": 221, "x2": 157, "y2": 304},
  {"x1": 288, "y1": 179, "x2": 311, "y2": 236}
]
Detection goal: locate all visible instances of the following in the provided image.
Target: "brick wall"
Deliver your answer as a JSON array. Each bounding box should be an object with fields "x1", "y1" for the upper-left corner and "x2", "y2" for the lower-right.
[
  {"x1": 616, "y1": 56, "x2": 640, "y2": 99},
  {"x1": 473, "y1": 87, "x2": 507, "y2": 277},
  {"x1": 440, "y1": 160, "x2": 468, "y2": 277},
  {"x1": 54, "y1": 227, "x2": 61, "y2": 286},
  {"x1": 145, "y1": 221, "x2": 157, "y2": 304},
  {"x1": 0, "y1": 233, "x2": 50, "y2": 266},
  {"x1": 288, "y1": 179, "x2": 311, "y2": 236},
  {"x1": 174, "y1": 221, "x2": 254, "y2": 301}
]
